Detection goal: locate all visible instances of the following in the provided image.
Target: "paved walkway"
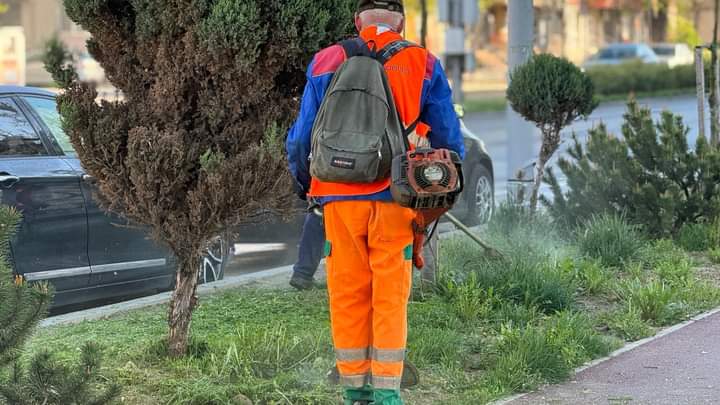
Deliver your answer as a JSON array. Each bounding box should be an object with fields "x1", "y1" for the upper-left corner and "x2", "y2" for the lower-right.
[{"x1": 507, "y1": 310, "x2": 720, "y2": 405}]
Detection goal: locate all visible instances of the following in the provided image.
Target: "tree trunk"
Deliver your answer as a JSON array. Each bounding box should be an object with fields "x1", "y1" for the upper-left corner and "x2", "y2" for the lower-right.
[
  {"x1": 420, "y1": 0, "x2": 428, "y2": 48},
  {"x1": 649, "y1": 10, "x2": 668, "y2": 43},
  {"x1": 167, "y1": 256, "x2": 200, "y2": 357},
  {"x1": 530, "y1": 131, "x2": 561, "y2": 214}
]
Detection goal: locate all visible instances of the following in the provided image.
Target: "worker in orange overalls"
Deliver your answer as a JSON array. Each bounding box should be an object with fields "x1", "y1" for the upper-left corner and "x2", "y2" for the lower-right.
[{"x1": 286, "y1": 1, "x2": 464, "y2": 404}]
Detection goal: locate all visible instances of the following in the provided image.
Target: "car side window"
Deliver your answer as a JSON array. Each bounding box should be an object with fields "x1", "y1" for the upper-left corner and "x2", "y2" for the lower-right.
[
  {"x1": 0, "y1": 97, "x2": 47, "y2": 156},
  {"x1": 21, "y1": 96, "x2": 76, "y2": 156}
]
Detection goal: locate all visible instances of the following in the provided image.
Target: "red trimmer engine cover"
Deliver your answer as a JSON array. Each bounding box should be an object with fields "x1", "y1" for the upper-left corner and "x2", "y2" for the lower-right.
[{"x1": 391, "y1": 148, "x2": 463, "y2": 210}]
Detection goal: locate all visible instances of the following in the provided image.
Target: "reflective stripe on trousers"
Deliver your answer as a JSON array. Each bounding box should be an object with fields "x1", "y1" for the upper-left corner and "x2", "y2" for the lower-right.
[{"x1": 324, "y1": 201, "x2": 415, "y2": 390}]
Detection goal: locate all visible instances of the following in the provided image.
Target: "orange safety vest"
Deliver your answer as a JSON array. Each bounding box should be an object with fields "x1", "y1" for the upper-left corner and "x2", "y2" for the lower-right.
[{"x1": 309, "y1": 26, "x2": 432, "y2": 198}]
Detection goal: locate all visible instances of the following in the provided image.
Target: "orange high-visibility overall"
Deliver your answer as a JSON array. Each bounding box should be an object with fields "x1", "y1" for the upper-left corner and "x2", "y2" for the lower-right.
[{"x1": 315, "y1": 26, "x2": 432, "y2": 390}]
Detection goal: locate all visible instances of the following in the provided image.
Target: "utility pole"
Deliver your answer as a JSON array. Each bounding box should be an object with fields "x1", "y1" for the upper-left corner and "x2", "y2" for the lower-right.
[
  {"x1": 439, "y1": 0, "x2": 478, "y2": 104},
  {"x1": 711, "y1": 0, "x2": 720, "y2": 146},
  {"x1": 420, "y1": 0, "x2": 428, "y2": 48},
  {"x1": 697, "y1": 46, "x2": 707, "y2": 141},
  {"x1": 506, "y1": 0, "x2": 536, "y2": 183}
]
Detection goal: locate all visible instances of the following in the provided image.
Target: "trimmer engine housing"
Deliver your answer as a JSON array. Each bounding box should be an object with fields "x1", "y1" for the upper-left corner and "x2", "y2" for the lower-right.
[{"x1": 391, "y1": 148, "x2": 463, "y2": 210}]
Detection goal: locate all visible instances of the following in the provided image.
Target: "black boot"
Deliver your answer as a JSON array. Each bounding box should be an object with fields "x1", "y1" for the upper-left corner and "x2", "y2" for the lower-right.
[{"x1": 289, "y1": 273, "x2": 314, "y2": 291}]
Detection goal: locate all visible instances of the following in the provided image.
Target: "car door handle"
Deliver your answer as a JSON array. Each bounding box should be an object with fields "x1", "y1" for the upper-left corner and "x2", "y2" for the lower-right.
[{"x1": 0, "y1": 175, "x2": 20, "y2": 188}]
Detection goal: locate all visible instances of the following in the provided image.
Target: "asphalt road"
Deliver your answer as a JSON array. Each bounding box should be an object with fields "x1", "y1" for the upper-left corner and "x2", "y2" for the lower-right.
[
  {"x1": 227, "y1": 95, "x2": 704, "y2": 277},
  {"x1": 464, "y1": 95, "x2": 705, "y2": 198},
  {"x1": 508, "y1": 310, "x2": 720, "y2": 405}
]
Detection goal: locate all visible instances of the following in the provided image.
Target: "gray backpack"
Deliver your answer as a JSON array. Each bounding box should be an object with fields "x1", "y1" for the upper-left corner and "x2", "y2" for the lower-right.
[{"x1": 310, "y1": 38, "x2": 420, "y2": 184}]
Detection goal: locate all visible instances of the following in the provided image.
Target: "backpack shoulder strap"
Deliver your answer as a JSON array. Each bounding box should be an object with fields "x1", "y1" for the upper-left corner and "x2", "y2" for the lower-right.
[
  {"x1": 376, "y1": 40, "x2": 421, "y2": 65},
  {"x1": 340, "y1": 37, "x2": 372, "y2": 59},
  {"x1": 378, "y1": 40, "x2": 424, "y2": 140}
]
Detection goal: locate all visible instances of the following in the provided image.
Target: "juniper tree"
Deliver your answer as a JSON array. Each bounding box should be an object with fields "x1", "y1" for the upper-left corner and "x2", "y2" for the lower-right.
[
  {"x1": 506, "y1": 53, "x2": 597, "y2": 213},
  {"x1": 544, "y1": 101, "x2": 720, "y2": 237},
  {"x1": 45, "y1": 0, "x2": 355, "y2": 356},
  {"x1": 0, "y1": 207, "x2": 119, "y2": 405}
]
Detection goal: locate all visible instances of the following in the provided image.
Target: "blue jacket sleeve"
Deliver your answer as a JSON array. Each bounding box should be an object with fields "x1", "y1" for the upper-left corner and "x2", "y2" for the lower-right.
[
  {"x1": 420, "y1": 59, "x2": 466, "y2": 159},
  {"x1": 286, "y1": 65, "x2": 321, "y2": 192}
]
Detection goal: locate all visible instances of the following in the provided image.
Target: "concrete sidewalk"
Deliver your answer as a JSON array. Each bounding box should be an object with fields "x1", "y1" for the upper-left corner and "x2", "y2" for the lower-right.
[{"x1": 505, "y1": 309, "x2": 720, "y2": 405}]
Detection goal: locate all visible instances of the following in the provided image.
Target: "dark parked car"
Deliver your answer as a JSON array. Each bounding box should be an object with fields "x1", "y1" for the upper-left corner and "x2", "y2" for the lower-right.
[
  {"x1": 451, "y1": 106, "x2": 494, "y2": 226},
  {"x1": 0, "y1": 86, "x2": 230, "y2": 311}
]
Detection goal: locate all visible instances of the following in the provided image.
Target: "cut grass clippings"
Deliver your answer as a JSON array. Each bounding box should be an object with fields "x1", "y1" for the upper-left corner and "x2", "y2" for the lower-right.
[{"x1": 24, "y1": 207, "x2": 720, "y2": 405}]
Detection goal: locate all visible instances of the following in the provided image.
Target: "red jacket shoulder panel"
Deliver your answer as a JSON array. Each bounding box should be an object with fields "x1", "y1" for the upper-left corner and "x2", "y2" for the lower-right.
[{"x1": 311, "y1": 45, "x2": 346, "y2": 77}]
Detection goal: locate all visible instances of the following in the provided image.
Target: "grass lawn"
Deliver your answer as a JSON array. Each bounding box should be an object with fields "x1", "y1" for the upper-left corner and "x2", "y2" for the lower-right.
[{"x1": 26, "y1": 208, "x2": 720, "y2": 405}]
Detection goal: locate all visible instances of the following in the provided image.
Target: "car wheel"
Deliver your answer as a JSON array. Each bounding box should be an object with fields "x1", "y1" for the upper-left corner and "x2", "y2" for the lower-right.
[
  {"x1": 200, "y1": 232, "x2": 231, "y2": 284},
  {"x1": 464, "y1": 165, "x2": 494, "y2": 226}
]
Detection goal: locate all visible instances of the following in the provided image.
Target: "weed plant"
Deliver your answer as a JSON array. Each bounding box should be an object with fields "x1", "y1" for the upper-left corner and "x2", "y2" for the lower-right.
[
  {"x1": 709, "y1": 247, "x2": 720, "y2": 264},
  {"x1": 601, "y1": 305, "x2": 654, "y2": 341},
  {"x1": 677, "y1": 223, "x2": 712, "y2": 252},
  {"x1": 577, "y1": 214, "x2": 644, "y2": 268}
]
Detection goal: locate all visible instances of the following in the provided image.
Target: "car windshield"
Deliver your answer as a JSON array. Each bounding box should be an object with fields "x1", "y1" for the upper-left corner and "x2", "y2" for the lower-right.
[
  {"x1": 21, "y1": 96, "x2": 76, "y2": 155},
  {"x1": 597, "y1": 47, "x2": 637, "y2": 60},
  {"x1": 652, "y1": 46, "x2": 675, "y2": 56}
]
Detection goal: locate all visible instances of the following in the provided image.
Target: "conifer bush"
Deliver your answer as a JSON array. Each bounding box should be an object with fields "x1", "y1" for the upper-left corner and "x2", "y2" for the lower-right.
[
  {"x1": 507, "y1": 53, "x2": 597, "y2": 212},
  {"x1": 545, "y1": 101, "x2": 720, "y2": 237},
  {"x1": 45, "y1": 0, "x2": 355, "y2": 356},
  {"x1": 0, "y1": 206, "x2": 119, "y2": 404}
]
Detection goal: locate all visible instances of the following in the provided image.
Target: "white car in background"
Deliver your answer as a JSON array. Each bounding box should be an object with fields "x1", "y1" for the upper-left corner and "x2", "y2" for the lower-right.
[
  {"x1": 582, "y1": 43, "x2": 660, "y2": 69},
  {"x1": 651, "y1": 43, "x2": 695, "y2": 68}
]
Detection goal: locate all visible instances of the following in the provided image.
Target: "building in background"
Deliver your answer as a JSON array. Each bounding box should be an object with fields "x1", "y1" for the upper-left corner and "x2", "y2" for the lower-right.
[
  {"x1": 403, "y1": 0, "x2": 698, "y2": 94},
  {"x1": 0, "y1": 26, "x2": 25, "y2": 85},
  {"x1": 0, "y1": 0, "x2": 99, "y2": 86},
  {"x1": 697, "y1": 0, "x2": 719, "y2": 44}
]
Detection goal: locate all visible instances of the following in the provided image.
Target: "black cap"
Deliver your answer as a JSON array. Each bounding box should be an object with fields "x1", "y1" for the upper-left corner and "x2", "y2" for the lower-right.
[{"x1": 357, "y1": 0, "x2": 404, "y2": 13}]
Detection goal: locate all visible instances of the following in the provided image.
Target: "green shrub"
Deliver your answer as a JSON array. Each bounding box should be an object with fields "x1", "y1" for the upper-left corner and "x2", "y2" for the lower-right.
[
  {"x1": 507, "y1": 53, "x2": 597, "y2": 211},
  {"x1": 545, "y1": 101, "x2": 720, "y2": 238},
  {"x1": 586, "y1": 61, "x2": 698, "y2": 97},
  {"x1": 602, "y1": 305, "x2": 654, "y2": 341},
  {"x1": 576, "y1": 214, "x2": 644, "y2": 268},
  {"x1": 677, "y1": 223, "x2": 712, "y2": 252},
  {"x1": 671, "y1": 16, "x2": 702, "y2": 48},
  {"x1": 51, "y1": 0, "x2": 356, "y2": 357}
]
